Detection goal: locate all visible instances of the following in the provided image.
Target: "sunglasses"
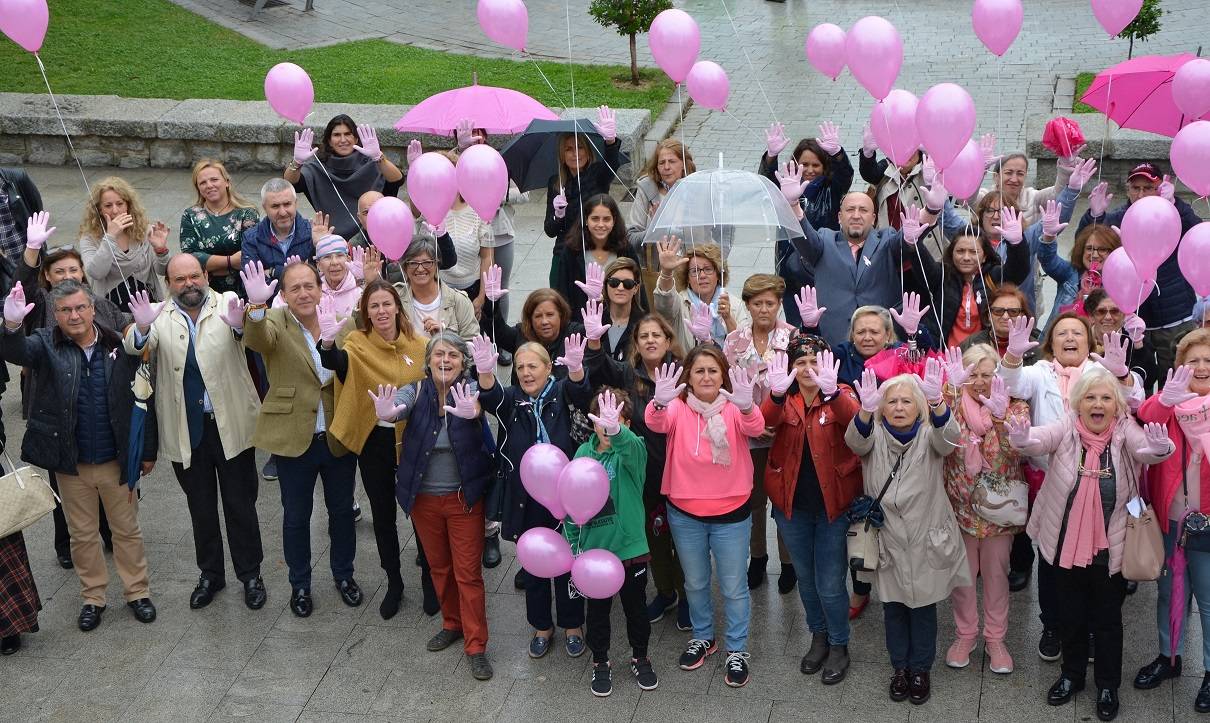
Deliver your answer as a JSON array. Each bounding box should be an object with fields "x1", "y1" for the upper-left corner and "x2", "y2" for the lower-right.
[
  {"x1": 989, "y1": 307, "x2": 1024, "y2": 317},
  {"x1": 606, "y1": 277, "x2": 638, "y2": 290}
]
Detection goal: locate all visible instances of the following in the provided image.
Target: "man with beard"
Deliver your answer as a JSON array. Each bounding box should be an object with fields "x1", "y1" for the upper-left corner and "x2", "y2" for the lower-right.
[{"x1": 125, "y1": 254, "x2": 266, "y2": 610}]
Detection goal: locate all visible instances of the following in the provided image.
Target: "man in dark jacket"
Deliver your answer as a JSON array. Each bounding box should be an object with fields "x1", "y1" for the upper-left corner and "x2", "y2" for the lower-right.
[
  {"x1": 241, "y1": 178, "x2": 324, "y2": 283},
  {"x1": 0, "y1": 279, "x2": 157, "y2": 632},
  {"x1": 0, "y1": 167, "x2": 43, "y2": 267}
]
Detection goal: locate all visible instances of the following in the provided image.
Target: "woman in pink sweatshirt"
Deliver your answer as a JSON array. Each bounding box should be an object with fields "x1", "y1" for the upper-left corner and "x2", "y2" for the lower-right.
[{"x1": 644, "y1": 345, "x2": 765, "y2": 689}]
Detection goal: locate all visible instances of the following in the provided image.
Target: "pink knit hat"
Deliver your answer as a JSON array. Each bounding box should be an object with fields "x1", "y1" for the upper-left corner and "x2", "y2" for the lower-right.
[{"x1": 314, "y1": 233, "x2": 349, "y2": 259}]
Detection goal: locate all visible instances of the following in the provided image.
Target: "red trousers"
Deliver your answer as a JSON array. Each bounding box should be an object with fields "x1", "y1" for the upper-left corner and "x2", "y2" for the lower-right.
[{"x1": 412, "y1": 493, "x2": 488, "y2": 654}]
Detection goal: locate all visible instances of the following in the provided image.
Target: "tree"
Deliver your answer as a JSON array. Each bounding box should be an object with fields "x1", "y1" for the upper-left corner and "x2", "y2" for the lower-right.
[
  {"x1": 588, "y1": 0, "x2": 672, "y2": 85},
  {"x1": 1117, "y1": 0, "x2": 1163, "y2": 59}
]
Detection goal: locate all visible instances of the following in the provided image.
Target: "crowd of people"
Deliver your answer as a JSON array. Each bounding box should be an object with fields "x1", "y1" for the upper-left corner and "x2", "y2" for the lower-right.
[{"x1": 0, "y1": 110, "x2": 1207, "y2": 721}]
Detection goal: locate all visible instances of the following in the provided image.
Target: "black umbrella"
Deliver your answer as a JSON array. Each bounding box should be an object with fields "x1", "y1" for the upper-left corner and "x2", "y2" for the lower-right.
[{"x1": 500, "y1": 118, "x2": 608, "y2": 193}]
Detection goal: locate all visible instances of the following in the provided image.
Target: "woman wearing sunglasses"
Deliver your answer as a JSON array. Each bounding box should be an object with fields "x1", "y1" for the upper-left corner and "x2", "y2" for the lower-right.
[
  {"x1": 586, "y1": 258, "x2": 647, "y2": 362},
  {"x1": 960, "y1": 285, "x2": 1041, "y2": 365}
]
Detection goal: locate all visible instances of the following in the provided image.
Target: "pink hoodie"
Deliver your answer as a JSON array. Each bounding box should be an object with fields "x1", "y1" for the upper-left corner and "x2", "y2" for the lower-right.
[{"x1": 645, "y1": 397, "x2": 766, "y2": 517}]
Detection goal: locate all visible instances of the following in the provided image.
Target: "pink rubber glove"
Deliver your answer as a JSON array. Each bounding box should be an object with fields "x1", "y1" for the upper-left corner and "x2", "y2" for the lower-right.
[
  {"x1": 1139, "y1": 422, "x2": 1174, "y2": 456},
  {"x1": 995, "y1": 206, "x2": 1024, "y2": 245},
  {"x1": 979, "y1": 133, "x2": 999, "y2": 168},
  {"x1": 1089, "y1": 182, "x2": 1113, "y2": 218},
  {"x1": 720, "y1": 366, "x2": 756, "y2": 412},
  {"x1": 1056, "y1": 144, "x2": 1087, "y2": 174},
  {"x1": 765, "y1": 122, "x2": 789, "y2": 157},
  {"x1": 1006, "y1": 414, "x2": 1033, "y2": 448},
  {"x1": 921, "y1": 154, "x2": 938, "y2": 187},
  {"x1": 220, "y1": 296, "x2": 246, "y2": 331},
  {"x1": 1122, "y1": 313, "x2": 1145, "y2": 346},
  {"x1": 1160, "y1": 174, "x2": 1176, "y2": 203},
  {"x1": 794, "y1": 285, "x2": 826, "y2": 328},
  {"x1": 941, "y1": 346, "x2": 974, "y2": 388},
  {"x1": 652, "y1": 362, "x2": 686, "y2": 406},
  {"x1": 1005, "y1": 315, "x2": 1039, "y2": 359},
  {"x1": 808, "y1": 348, "x2": 840, "y2": 397},
  {"x1": 317, "y1": 296, "x2": 343, "y2": 344},
  {"x1": 899, "y1": 205, "x2": 929, "y2": 245},
  {"x1": 456, "y1": 118, "x2": 481, "y2": 151},
  {"x1": 857, "y1": 368, "x2": 882, "y2": 414},
  {"x1": 1067, "y1": 157, "x2": 1098, "y2": 191},
  {"x1": 588, "y1": 388, "x2": 622, "y2": 436},
  {"x1": 368, "y1": 384, "x2": 407, "y2": 422},
  {"x1": 348, "y1": 246, "x2": 366, "y2": 282},
  {"x1": 240, "y1": 261, "x2": 278, "y2": 305},
  {"x1": 890, "y1": 292, "x2": 930, "y2": 336},
  {"x1": 775, "y1": 160, "x2": 808, "y2": 204},
  {"x1": 353, "y1": 124, "x2": 382, "y2": 161},
  {"x1": 861, "y1": 122, "x2": 877, "y2": 158},
  {"x1": 575, "y1": 262, "x2": 605, "y2": 300},
  {"x1": 766, "y1": 350, "x2": 798, "y2": 396},
  {"x1": 469, "y1": 333, "x2": 498, "y2": 371},
  {"x1": 582, "y1": 298, "x2": 611, "y2": 341},
  {"x1": 595, "y1": 105, "x2": 617, "y2": 143},
  {"x1": 293, "y1": 128, "x2": 317, "y2": 165},
  {"x1": 555, "y1": 333, "x2": 587, "y2": 373},
  {"x1": 552, "y1": 187, "x2": 568, "y2": 219},
  {"x1": 130, "y1": 290, "x2": 166, "y2": 330},
  {"x1": 2, "y1": 281, "x2": 33, "y2": 325},
  {"x1": 689, "y1": 301, "x2": 713, "y2": 343},
  {"x1": 1160, "y1": 365, "x2": 1199, "y2": 407},
  {"x1": 25, "y1": 211, "x2": 53, "y2": 250},
  {"x1": 443, "y1": 382, "x2": 480, "y2": 419},
  {"x1": 1089, "y1": 331, "x2": 1129, "y2": 377},
  {"x1": 978, "y1": 376, "x2": 1010, "y2": 419},
  {"x1": 919, "y1": 357, "x2": 944, "y2": 405},
  {"x1": 816, "y1": 121, "x2": 841, "y2": 156},
  {"x1": 1041, "y1": 199, "x2": 1068, "y2": 238},
  {"x1": 285, "y1": 254, "x2": 302, "y2": 267},
  {"x1": 406, "y1": 139, "x2": 422, "y2": 166},
  {"x1": 919, "y1": 179, "x2": 949, "y2": 212},
  {"x1": 483, "y1": 264, "x2": 508, "y2": 302}
]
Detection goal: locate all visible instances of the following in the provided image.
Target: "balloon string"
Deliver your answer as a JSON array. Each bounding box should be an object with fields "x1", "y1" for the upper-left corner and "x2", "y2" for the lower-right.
[
  {"x1": 523, "y1": 54, "x2": 571, "y2": 109},
  {"x1": 303, "y1": 153, "x2": 368, "y2": 241},
  {"x1": 1096, "y1": 73, "x2": 1113, "y2": 197},
  {"x1": 677, "y1": 83, "x2": 687, "y2": 174},
  {"x1": 719, "y1": 106, "x2": 761, "y2": 139},
  {"x1": 717, "y1": 0, "x2": 779, "y2": 125},
  {"x1": 34, "y1": 53, "x2": 92, "y2": 200}
]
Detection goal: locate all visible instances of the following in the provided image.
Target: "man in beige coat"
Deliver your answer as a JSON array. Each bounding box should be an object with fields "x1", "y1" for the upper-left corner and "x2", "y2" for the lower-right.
[{"x1": 126, "y1": 254, "x2": 265, "y2": 611}]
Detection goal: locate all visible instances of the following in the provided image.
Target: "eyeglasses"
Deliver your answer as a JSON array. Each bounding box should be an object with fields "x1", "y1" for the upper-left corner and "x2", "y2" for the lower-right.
[
  {"x1": 54, "y1": 303, "x2": 93, "y2": 317},
  {"x1": 607, "y1": 277, "x2": 638, "y2": 290},
  {"x1": 989, "y1": 306, "x2": 1024, "y2": 317},
  {"x1": 687, "y1": 266, "x2": 716, "y2": 278},
  {"x1": 1093, "y1": 308, "x2": 1123, "y2": 318},
  {"x1": 405, "y1": 259, "x2": 435, "y2": 271},
  {"x1": 982, "y1": 207, "x2": 1002, "y2": 216},
  {"x1": 1084, "y1": 246, "x2": 1113, "y2": 255}
]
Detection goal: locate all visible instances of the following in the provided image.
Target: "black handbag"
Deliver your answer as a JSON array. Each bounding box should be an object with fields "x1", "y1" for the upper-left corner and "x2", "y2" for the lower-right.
[{"x1": 1178, "y1": 437, "x2": 1210, "y2": 553}]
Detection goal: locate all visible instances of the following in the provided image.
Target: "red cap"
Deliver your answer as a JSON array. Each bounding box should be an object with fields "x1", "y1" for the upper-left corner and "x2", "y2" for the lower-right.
[{"x1": 1127, "y1": 162, "x2": 1161, "y2": 182}]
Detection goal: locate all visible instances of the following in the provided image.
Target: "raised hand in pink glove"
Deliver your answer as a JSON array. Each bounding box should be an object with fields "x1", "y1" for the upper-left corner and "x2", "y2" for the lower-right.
[
  {"x1": 794, "y1": 285, "x2": 826, "y2": 328},
  {"x1": 920, "y1": 357, "x2": 945, "y2": 405},
  {"x1": 994, "y1": 206, "x2": 1024, "y2": 245},
  {"x1": 130, "y1": 290, "x2": 166, "y2": 331},
  {"x1": 921, "y1": 154, "x2": 938, "y2": 187},
  {"x1": 1005, "y1": 315, "x2": 1039, "y2": 359},
  {"x1": 1160, "y1": 174, "x2": 1176, "y2": 203},
  {"x1": 575, "y1": 262, "x2": 605, "y2": 300},
  {"x1": 1041, "y1": 199, "x2": 1068, "y2": 239},
  {"x1": 1056, "y1": 144, "x2": 1087, "y2": 174},
  {"x1": 406, "y1": 139, "x2": 422, "y2": 166},
  {"x1": 1089, "y1": 331, "x2": 1130, "y2": 377},
  {"x1": 1160, "y1": 365, "x2": 1199, "y2": 407},
  {"x1": 1139, "y1": 422, "x2": 1174, "y2": 455},
  {"x1": 766, "y1": 350, "x2": 798, "y2": 396},
  {"x1": 582, "y1": 298, "x2": 611, "y2": 341},
  {"x1": 353, "y1": 124, "x2": 383, "y2": 161},
  {"x1": 348, "y1": 246, "x2": 366, "y2": 282},
  {"x1": 456, "y1": 118, "x2": 482, "y2": 151},
  {"x1": 220, "y1": 296, "x2": 246, "y2": 331},
  {"x1": 861, "y1": 122, "x2": 877, "y2": 158},
  {"x1": 552, "y1": 187, "x2": 568, "y2": 219},
  {"x1": 240, "y1": 261, "x2": 278, "y2": 305},
  {"x1": 857, "y1": 368, "x2": 882, "y2": 414},
  {"x1": 919, "y1": 179, "x2": 949, "y2": 212},
  {"x1": 595, "y1": 105, "x2": 617, "y2": 143},
  {"x1": 2, "y1": 281, "x2": 34, "y2": 326},
  {"x1": 941, "y1": 345, "x2": 974, "y2": 388},
  {"x1": 443, "y1": 382, "x2": 480, "y2": 419},
  {"x1": 899, "y1": 205, "x2": 929, "y2": 246},
  {"x1": 1089, "y1": 181, "x2": 1113, "y2": 218},
  {"x1": 1067, "y1": 157, "x2": 1098, "y2": 191},
  {"x1": 720, "y1": 366, "x2": 756, "y2": 412},
  {"x1": 775, "y1": 160, "x2": 808, "y2": 204},
  {"x1": 808, "y1": 348, "x2": 840, "y2": 397},
  {"x1": 765, "y1": 122, "x2": 789, "y2": 158},
  {"x1": 890, "y1": 291, "x2": 930, "y2": 336},
  {"x1": 285, "y1": 254, "x2": 302, "y2": 267},
  {"x1": 816, "y1": 121, "x2": 841, "y2": 156},
  {"x1": 979, "y1": 133, "x2": 999, "y2": 168},
  {"x1": 652, "y1": 361, "x2": 686, "y2": 406},
  {"x1": 555, "y1": 333, "x2": 587, "y2": 373},
  {"x1": 317, "y1": 296, "x2": 343, "y2": 344},
  {"x1": 1006, "y1": 414, "x2": 1033, "y2": 448},
  {"x1": 1122, "y1": 313, "x2": 1145, "y2": 346},
  {"x1": 978, "y1": 376, "x2": 1010, "y2": 419},
  {"x1": 689, "y1": 301, "x2": 714, "y2": 343},
  {"x1": 25, "y1": 211, "x2": 53, "y2": 250},
  {"x1": 588, "y1": 388, "x2": 623, "y2": 436},
  {"x1": 483, "y1": 264, "x2": 508, "y2": 302},
  {"x1": 469, "y1": 333, "x2": 498, "y2": 371},
  {"x1": 368, "y1": 384, "x2": 407, "y2": 422},
  {"x1": 293, "y1": 128, "x2": 317, "y2": 165}
]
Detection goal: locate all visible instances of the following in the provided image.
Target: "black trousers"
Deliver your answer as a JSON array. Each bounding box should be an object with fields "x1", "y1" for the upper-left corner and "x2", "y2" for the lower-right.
[
  {"x1": 1037, "y1": 556, "x2": 1061, "y2": 630},
  {"x1": 883, "y1": 601, "x2": 938, "y2": 672},
  {"x1": 171, "y1": 415, "x2": 263, "y2": 582},
  {"x1": 50, "y1": 470, "x2": 111, "y2": 558},
  {"x1": 523, "y1": 569, "x2": 585, "y2": 632},
  {"x1": 586, "y1": 561, "x2": 650, "y2": 664},
  {"x1": 1009, "y1": 530, "x2": 1035, "y2": 572},
  {"x1": 358, "y1": 426, "x2": 401, "y2": 577},
  {"x1": 1054, "y1": 563, "x2": 1127, "y2": 689}
]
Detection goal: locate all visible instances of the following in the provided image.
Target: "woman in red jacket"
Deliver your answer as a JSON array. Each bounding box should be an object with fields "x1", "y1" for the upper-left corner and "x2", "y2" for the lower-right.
[
  {"x1": 1134, "y1": 328, "x2": 1210, "y2": 711},
  {"x1": 761, "y1": 332, "x2": 862, "y2": 685}
]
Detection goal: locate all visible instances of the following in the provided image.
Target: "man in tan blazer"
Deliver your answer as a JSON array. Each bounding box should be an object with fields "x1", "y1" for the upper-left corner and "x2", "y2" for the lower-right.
[
  {"x1": 240, "y1": 260, "x2": 360, "y2": 618},
  {"x1": 126, "y1": 254, "x2": 265, "y2": 611}
]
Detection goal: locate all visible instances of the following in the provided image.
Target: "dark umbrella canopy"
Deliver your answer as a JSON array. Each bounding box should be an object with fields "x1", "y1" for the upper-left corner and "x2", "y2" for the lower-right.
[
  {"x1": 500, "y1": 118, "x2": 607, "y2": 193},
  {"x1": 125, "y1": 361, "x2": 153, "y2": 491}
]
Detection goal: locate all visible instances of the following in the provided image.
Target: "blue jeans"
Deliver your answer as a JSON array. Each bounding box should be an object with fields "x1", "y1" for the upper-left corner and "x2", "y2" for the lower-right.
[
  {"x1": 1158, "y1": 519, "x2": 1210, "y2": 669},
  {"x1": 276, "y1": 434, "x2": 357, "y2": 590},
  {"x1": 667, "y1": 505, "x2": 751, "y2": 652},
  {"x1": 773, "y1": 507, "x2": 850, "y2": 646},
  {"x1": 884, "y1": 601, "x2": 938, "y2": 672}
]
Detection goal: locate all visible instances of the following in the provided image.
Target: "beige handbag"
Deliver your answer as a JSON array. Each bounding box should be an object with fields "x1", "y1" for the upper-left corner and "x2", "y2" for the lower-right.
[
  {"x1": 1121, "y1": 461, "x2": 1164, "y2": 582},
  {"x1": 0, "y1": 453, "x2": 57, "y2": 539}
]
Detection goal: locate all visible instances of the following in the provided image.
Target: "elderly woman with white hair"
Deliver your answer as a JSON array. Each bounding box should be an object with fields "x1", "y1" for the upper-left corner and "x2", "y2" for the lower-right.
[{"x1": 845, "y1": 363, "x2": 967, "y2": 706}]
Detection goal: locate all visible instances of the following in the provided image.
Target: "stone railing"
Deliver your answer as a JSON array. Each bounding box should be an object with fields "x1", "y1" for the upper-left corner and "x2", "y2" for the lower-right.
[{"x1": 0, "y1": 93, "x2": 651, "y2": 184}]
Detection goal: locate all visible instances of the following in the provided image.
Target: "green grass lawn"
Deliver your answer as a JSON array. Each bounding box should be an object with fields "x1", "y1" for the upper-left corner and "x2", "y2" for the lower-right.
[
  {"x1": 0, "y1": 0, "x2": 673, "y2": 115},
  {"x1": 1073, "y1": 72, "x2": 1097, "y2": 113}
]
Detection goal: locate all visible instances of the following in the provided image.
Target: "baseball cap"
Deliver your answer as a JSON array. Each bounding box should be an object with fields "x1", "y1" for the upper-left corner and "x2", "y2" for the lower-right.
[{"x1": 1127, "y1": 162, "x2": 1161, "y2": 182}]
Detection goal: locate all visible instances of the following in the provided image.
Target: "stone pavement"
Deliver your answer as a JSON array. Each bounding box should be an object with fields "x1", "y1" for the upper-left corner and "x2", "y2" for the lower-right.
[{"x1": 0, "y1": 163, "x2": 1200, "y2": 723}]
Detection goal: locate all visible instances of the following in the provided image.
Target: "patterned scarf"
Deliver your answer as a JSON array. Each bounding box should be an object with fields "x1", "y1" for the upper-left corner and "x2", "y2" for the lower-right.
[
  {"x1": 686, "y1": 393, "x2": 731, "y2": 466},
  {"x1": 525, "y1": 377, "x2": 556, "y2": 443}
]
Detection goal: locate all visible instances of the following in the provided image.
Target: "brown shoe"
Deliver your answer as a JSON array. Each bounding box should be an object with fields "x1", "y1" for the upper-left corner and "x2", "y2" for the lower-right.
[
  {"x1": 890, "y1": 668, "x2": 910, "y2": 702},
  {"x1": 908, "y1": 670, "x2": 931, "y2": 705}
]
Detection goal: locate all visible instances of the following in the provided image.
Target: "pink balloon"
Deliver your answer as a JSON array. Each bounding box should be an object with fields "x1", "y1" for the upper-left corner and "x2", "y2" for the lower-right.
[
  {"x1": 1180, "y1": 223, "x2": 1210, "y2": 296},
  {"x1": 476, "y1": 0, "x2": 528, "y2": 52},
  {"x1": 516, "y1": 528, "x2": 573, "y2": 579},
  {"x1": 365, "y1": 197, "x2": 415, "y2": 262},
  {"x1": 941, "y1": 139, "x2": 986, "y2": 201},
  {"x1": 1172, "y1": 121, "x2": 1210, "y2": 198},
  {"x1": 0, "y1": 0, "x2": 47, "y2": 53},
  {"x1": 805, "y1": 23, "x2": 846, "y2": 81},
  {"x1": 1090, "y1": 0, "x2": 1143, "y2": 36},
  {"x1": 869, "y1": 90, "x2": 919, "y2": 167},
  {"x1": 844, "y1": 16, "x2": 903, "y2": 101},
  {"x1": 406, "y1": 152, "x2": 458, "y2": 227},
  {"x1": 649, "y1": 9, "x2": 701, "y2": 84},
  {"x1": 685, "y1": 61, "x2": 729, "y2": 111},
  {"x1": 971, "y1": 0, "x2": 1023, "y2": 56},
  {"x1": 1102, "y1": 247, "x2": 1153, "y2": 314},
  {"x1": 1120, "y1": 195, "x2": 1182, "y2": 277},
  {"x1": 264, "y1": 63, "x2": 313, "y2": 125},
  {"x1": 1174, "y1": 59, "x2": 1210, "y2": 120},
  {"x1": 917, "y1": 83, "x2": 977, "y2": 170},
  {"x1": 456, "y1": 144, "x2": 508, "y2": 223},
  {"x1": 556, "y1": 457, "x2": 610, "y2": 525},
  {"x1": 519, "y1": 443, "x2": 569, "y2": 519},
  {"x1": 571, "y1": 549, "x2": 625, "y2": 599}
]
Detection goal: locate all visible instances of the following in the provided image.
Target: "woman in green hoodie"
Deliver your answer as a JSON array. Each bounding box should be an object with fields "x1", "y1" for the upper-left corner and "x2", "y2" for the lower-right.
[{"x1": 564, "y1": 388, "x2": 654, "y2": 698}]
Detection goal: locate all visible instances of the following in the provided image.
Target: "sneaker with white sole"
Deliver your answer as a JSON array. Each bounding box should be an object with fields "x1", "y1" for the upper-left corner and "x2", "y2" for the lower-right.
[
  {"x1": 946, "y1": 637, "x2": 977, "y2": 669},
  {"x1": 724, "y1": 651, "x2": 751, "y2": 688},
  {"x1": 678, "y1": 638, "x2": 717, "y2": 670},
  {"x1": 986, "y1": 640, "x2": 1014, "y2": 674},
  {"x1": 631, "y1": 656, "x2": 658, "y2": 690},
  {"x1": 591, "y1": 661, "x2": 612, "y2": 697}
]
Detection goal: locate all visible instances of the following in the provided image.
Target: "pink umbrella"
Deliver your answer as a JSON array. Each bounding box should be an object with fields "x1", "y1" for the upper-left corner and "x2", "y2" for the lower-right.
[
  {"x1": 1081, "y1": 53, "x2": 1210, "y2": 138},
  {"x1": 395, "y1": 82, "x2": 559, "y2": 136}
]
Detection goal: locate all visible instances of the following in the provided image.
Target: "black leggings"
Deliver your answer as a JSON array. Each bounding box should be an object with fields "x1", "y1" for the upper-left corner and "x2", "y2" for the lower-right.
[
  {"x1": 586, "y1": 561, "x2": 650, "y2": 663},
  {"x1": 358, "y1": 426, "x2": 401, "y2": 576}
]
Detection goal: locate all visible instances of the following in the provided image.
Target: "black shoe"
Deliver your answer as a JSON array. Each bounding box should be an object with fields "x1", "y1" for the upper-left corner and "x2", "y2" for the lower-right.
[
  {"x1": 1038, "y1": 628, "x2": 1062, "y2": 661},
  {"x1": 889, "y1": 668, "x2": 910, "y2": 702},
  {"x1": 1196, "y1": 672, "x2": 1210, "y2": 713},
  {"x1": 1088, "y1": 633, "x2": 1096, "y2": 662},
  {"x1": 261, "y1": 456, "x2": 278, "y2": 480},
  {"x1": 908, "y1": 671, "x2": 930, "y2": 705},
  {"x1": 777, "y1": 563, "x2": 797, "y2": 594},
  {"x1": 646, "y1": 591, "x2": 678, "y2": 623},
  {"x1": 379, "y1": 577, "x2": 403, "y2": 620},
  {"x1": 189, "y1": 577, "x2": 225, "y2": 610},
  {"x1": 0, "y1": 634, "x2": 20, "y2": 655},
  {"x1": 1008, "y1": 568, "x2": 1030, "y2": 592},
  {"x1": 724, "y1": 651, "x2": 751, "y2": 688},
  {"x1": 1125, "y1": 580, "x2": 1138, "y2": 595},
  {"x1": 513, "y1": 569, "x2": 526, "y2": 590},
  {"x1": 426, "y1": 628, "x2": 464, "y2": 652},
  {"x1": 78, "y1": 604, "x2": 105, "y2": 632},
  {"x1": 482, "y1": 532, "x2": 502, "y2": 569},
  {"x1": 243, "y1": 577, "x2": 267, "y2": 610},
  {"x1": 336, "y1": 578, "x2": 363, "y2": 607},
  {"x1": 631, "y1": 656, "x2": 658, "y2": 690},
  {"x1": 290, "y1": 588, "x2": 313, "y2": 618},
  {"x1": 1096, "y1": 688, "x2": 1119, "y2": 721},
  {"x1": 747, "y1": 555, "x2": 768, "y2": 589},
  {"x1": 468, "y1": 652, "x2": 494, "y2": 680},
  {"x1": 591, "y1": 661, "x2": 612, "y2": 697},
  {"x1": 56, "y1": 552, "x2": 73, "y2": 569},
  {"x1": 821, "y1": 645, "x2": 849, "y2": 685},
  {"x1": 1134, "y1": 654, "x2": 1181, "y2": 689},
  {"x1": 678, "y1": 638, "x2": 717, "y2": 670},
  {"x1": 800, "y1": 632, "x2": 829, "y2": 675},
  {"x1": 1047, "y1": 675, "x2": 1085, "y2": 705},
  {"x1": 127, "y1": 598, "x2": 156, "y2": 623},
  {"x1": 421, "y1": 569, "x2": 440, "y2": 616}
]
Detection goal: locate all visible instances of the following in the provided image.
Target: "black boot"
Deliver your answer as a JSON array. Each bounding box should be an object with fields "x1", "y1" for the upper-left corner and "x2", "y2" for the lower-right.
[
  {"x1": 482, "y1": 532, "x2": 502, "y2": 569},
  {"x1": 777, "y1": 563, "x2": 797, "y2": 594},
  {"x1": 1197, "y1": 672, "x2": 1210, "y2": 713},
  {"x1": 421, "y1": 567, "x2": 440, "y2": 616},
  {"x1": 380, "y1": 572, "x2": 404, "y2": 620},
  {"x1": 747, "y1": 555, "x2": 768, "y2": 590}
]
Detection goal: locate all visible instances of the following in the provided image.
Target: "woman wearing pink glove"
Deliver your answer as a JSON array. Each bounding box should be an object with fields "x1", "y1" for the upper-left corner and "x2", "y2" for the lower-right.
[
  {"x1": 644, "y1": 346, "x2": 766, "y2": 688},
  {"x1": 1039, "y1": 225, "x2": 1120, "y2": 328},
  {"x1": 653, "y1": 236, "x2": 749, "y2": 352},
  {"x1": 627, "y1": 139, "x2": 695, "y2": 294},
  {"x1": 1007, "y1": 367, "x2": 1173, "y2": 721},
  {"x1": 554, "y1": 194, "x2": 641, "y2": 322}
]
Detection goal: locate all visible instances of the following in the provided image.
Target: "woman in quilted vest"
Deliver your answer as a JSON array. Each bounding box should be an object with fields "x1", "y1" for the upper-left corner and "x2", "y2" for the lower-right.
[{"x1": 1007, "y1": 367, "x2": 1173, "y2": 721}]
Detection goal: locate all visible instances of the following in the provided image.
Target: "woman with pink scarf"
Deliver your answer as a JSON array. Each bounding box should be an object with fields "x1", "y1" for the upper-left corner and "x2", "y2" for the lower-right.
[{"x1": 1006, "y1": 366, "x2": 1172, "y2": 722}]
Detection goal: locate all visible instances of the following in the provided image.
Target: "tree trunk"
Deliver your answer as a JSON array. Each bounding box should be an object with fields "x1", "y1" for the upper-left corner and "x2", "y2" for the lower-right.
[
  {"x1": 630, "y1": 32, "x2": 639, "y2": 85},
  {"x1": 1128, "y1": 35, "x2": 1135, "y2": 59}
]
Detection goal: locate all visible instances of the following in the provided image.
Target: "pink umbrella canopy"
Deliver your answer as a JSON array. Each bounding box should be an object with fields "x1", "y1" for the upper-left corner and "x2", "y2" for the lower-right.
[
  {"x1": 395, "y1": 83, "x2": 559, "y2": 135},
  {"x1": 1080, "y1": 53, "x2": 1210, "y2": 138}
]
